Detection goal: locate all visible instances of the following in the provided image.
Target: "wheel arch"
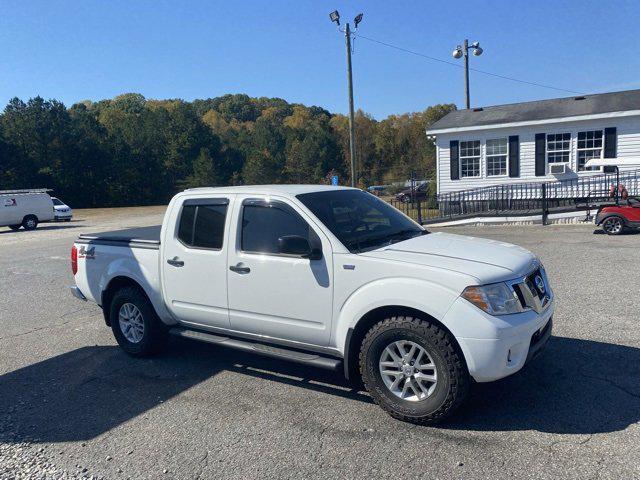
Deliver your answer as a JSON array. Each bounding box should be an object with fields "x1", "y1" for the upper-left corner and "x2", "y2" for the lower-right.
[
  {"x1": 343, "y1": 305, "x2": 468, "y2": 383},
  {"x1": 597, "y1": 212, "x2": 628, "y2": 226},
  {"x1": 101, "y1": 276, "x2": 152, "y2": 326}
]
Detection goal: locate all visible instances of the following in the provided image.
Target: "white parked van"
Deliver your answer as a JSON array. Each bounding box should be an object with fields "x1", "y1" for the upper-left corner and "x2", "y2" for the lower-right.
[{"x1": 0, "y1": 189, "x2": 55, "y2": 230}]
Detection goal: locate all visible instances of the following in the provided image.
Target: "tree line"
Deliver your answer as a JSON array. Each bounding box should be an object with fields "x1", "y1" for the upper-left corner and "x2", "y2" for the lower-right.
[{"x1": 0, "y1": 93, "x2": 455, "y2": 207}]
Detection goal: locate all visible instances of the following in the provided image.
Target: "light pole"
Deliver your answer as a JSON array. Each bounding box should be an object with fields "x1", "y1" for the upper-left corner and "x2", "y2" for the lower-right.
[
  {"x1": 330, "y1": 10, "x2": 363, "y2": 187},
  {"x1": 452, "y1": 39, "x2": 483, "y2": 109}
]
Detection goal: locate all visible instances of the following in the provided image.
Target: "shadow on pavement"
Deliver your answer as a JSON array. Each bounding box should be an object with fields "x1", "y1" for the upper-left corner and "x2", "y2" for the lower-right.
[
  {"x1": 448, "y1": 336, "x2": 640, "y2": 433},
  {"x1": 1, "y1": 336, "x2": 638, "y2": 443},
  {"x1": 0, "y1": 224, "x2": 81, "y2": 235}
]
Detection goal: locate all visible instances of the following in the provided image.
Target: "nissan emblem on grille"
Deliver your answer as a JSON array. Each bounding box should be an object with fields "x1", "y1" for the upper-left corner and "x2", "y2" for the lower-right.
[{"x1": 534, "y1": 275, "x2": 546, "y2": 295}]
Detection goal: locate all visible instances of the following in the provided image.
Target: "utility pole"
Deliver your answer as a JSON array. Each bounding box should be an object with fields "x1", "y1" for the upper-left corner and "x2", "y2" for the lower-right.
[
  {"x1": 330, "y1": 10, "x2": 363, "y2": 187},
  {"x1": 453, "y1": 39, "x2": 483, "y2": 109},
  {"x1": 345, "y1": 22, "x2": 357, "y2": 187},
  {"x1": 463, "y1": 39, "x2": 470, "y2": 110}
]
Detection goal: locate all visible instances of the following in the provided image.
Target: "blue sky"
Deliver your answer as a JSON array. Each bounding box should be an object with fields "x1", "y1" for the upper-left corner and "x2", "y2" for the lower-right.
[{"x1": 1, "y1": 0, "x2": 638, "y2": 119}]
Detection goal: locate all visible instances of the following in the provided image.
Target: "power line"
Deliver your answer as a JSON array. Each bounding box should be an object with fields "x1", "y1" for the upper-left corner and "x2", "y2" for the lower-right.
[{"x1": 353, "y1": 33, "x2": 583, "y2": 95}]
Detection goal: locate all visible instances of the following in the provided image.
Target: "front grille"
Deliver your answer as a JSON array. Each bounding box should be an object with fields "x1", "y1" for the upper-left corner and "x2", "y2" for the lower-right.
[{"x1": 512, "y1": 267, "x2": 551, "y2": 313}]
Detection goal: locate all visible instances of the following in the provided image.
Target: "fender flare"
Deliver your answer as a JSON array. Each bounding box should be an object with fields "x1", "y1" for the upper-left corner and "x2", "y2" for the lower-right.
[
  {"x1": 334, "y1": 277, "x2": 460, "y2": 380},
  {"x1": 99, "y1": 258, "x2": 173, "y2": 325}
]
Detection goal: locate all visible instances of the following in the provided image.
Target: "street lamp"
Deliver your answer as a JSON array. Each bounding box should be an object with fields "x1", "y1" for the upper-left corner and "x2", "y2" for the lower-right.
[
  {"x1": 452, "y1": 39, "x2": 483, "y2": 109},
  {"x1": 330, "y1": 10, "x2": 364, "y2": 187}
]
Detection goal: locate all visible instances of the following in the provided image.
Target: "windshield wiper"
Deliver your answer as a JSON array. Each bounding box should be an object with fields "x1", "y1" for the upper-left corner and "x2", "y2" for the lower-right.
[
  {"x1": 387, "y1": 229, "x2": 428, "y2": 244},
  {"x1": 350, "y1": 229, "x2": 427, "y2": 253}
]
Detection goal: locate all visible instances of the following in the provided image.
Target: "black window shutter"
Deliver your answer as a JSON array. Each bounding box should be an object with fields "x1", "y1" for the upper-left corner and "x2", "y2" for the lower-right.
[
  {"x1": 535, "y1": 133, "x2": 546, "y2": 176},
  {"x1": 450, "y1": 140, "x2": 460, "y2": 180},
  {"x1": 604, "y1": 127, "x2": 617, "y2": 158},
  {"x1": 508, "y1": 135, "x2": 520, "y2": 178}
]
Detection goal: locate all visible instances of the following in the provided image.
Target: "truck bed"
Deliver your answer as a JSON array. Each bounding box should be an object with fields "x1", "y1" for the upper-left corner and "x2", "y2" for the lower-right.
[{"x1": 76, "y1": 225, "x2": 161, "y2": 249}]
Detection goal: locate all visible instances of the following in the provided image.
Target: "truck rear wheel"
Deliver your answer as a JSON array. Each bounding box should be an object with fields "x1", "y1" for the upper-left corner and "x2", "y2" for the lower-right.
[
  {"x1": 109, "y1": 286, "x2": 167, "y2": 357},
  {"x1": 22, "y1": 215, "x2": 38, "y2": 231},
  {"x1": 359, "y1": 316, "x2": 470, "y2": 425}
]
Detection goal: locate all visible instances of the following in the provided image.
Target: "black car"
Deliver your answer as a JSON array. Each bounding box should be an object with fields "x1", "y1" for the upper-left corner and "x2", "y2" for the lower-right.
[{"x1": 395, "y1": 183, "x2": 429, "y2": 203}]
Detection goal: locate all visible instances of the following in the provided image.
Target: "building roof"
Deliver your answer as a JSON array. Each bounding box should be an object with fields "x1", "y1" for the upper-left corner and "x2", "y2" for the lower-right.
[
  {"x1": 181, "y1": 184, "x2": 357, "y2": 197},
  {"x1": 426, "y1": 89, "x2": 640, "y2": 134}
]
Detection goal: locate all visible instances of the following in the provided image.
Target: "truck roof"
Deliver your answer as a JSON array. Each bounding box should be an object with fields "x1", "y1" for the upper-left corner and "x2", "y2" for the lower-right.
[{"x1": 182, "y1": 184, "x2": 357, "y2": 197}]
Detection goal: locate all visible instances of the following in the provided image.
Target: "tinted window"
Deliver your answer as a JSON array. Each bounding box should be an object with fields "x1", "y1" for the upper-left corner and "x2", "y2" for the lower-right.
[
  {"x1": 241, "y1": 203, "x2": 310, "y2": 254},
  {"x1": 52, "y1": 198, "x2": 64, "y2": 206},
  {"x1": 177, "y1": 205, "x2": 196, "y2": 245},
  {"x1": 297, "y1": 190, "x2": 425, "y2": 253},
  {"x1": 178, "y1": 203, "x2": 227, "y2": 249}
]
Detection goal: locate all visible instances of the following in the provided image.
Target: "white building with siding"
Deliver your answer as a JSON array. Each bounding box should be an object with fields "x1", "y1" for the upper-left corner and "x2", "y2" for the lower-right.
[{"x1": 426, "y1": 90, "x2": 640, "y2": 195}]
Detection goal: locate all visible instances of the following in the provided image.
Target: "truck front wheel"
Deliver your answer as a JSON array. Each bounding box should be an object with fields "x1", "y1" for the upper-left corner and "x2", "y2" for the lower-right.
[
  {"x1": 359, "y1": 316, "x2": 470, "y2": 424},
  {"x1": 109, "y1": 286, "x2": 167, "y2": 357}
]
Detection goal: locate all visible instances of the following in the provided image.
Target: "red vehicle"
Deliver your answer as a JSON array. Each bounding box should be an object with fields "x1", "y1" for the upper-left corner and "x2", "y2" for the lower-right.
[
  {"x1": 595, "y1": 197, "x2": 640, "y2": 235},
  {"x1": 587, "y1": 158, "x2": 640, "y2": 235}
]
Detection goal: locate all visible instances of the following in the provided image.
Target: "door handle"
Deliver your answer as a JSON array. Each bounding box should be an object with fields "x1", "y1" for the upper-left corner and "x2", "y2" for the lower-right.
[
  {"x1": 229, "y1": 264, "x2": 251, "y2": 274},
  {"x1": 167, "y1": 257, "x2": 184, "y2": 267}
]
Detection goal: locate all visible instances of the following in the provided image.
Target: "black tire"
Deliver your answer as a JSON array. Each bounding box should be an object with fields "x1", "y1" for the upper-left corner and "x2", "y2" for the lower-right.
[
  {"x1": 22, "y1": 215, "x2": 38, "y2": 231},
  {"x1": 8, "y1": 224, "x2": 21, "y2": 231},
  {"x1": 109, "y1": 286, "x2": 167, "y2": 357},
  {"x1": 601, "y1": 215, "x2": 625, "y2": 235},
  {"x1": 359, "y1": 316, "x2": 470, "y2": 425}
]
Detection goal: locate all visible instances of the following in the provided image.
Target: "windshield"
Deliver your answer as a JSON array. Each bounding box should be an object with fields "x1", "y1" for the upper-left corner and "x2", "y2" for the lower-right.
[
  {"x1": 297, "y1": 190, "x2": 427, "y2": 253},
  {"x1": 51, "y1": 198, "x2": 64, "y2": 206}
]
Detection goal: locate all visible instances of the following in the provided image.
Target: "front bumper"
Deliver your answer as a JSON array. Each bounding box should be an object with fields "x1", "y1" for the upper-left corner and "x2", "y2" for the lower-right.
[
  {"x1": 443, "y1": 296, "x2": 555, "y2": 382},
  {"x1": 55, "y1": 213, "x2": 72, "y2": 221}
]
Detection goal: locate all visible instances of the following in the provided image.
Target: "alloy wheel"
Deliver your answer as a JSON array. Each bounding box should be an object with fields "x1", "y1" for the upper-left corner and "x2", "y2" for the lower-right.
[
  {"x1": 118, "y1": 303, "x2": 145, "y2": 343},
  {"x1": 379, "y1": 340, "x2": 438, "y2": 402},
  {"x1": 603, "y1": 217, "x2": 623, "y2": 234}
]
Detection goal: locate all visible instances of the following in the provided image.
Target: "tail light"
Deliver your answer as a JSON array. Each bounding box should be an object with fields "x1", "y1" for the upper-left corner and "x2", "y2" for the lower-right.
[{"x1": 71, "y1": 245, "x2": 78, "y2": 275}]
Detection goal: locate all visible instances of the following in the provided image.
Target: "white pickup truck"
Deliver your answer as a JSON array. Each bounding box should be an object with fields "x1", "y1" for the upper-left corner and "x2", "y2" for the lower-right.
[{"x1": 71, "y1": 185, "x2": 554, "y2": 424}]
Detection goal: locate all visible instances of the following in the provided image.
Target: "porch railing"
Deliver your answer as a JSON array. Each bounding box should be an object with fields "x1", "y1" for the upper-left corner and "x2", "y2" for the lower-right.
[{"x1": 388, "y1": 169, "x2": 640, "y2": 224}]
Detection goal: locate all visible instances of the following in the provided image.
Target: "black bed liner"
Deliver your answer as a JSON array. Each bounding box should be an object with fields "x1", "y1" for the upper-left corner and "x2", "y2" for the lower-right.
[{"x1": 76, "y1": 225, "x2": 161, "y2": 249}]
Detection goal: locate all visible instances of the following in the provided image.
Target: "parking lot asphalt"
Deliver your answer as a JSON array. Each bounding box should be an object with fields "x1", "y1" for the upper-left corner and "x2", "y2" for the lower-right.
[{"x1": 1, "y1": 206, "x2": 639, "y2": 480}]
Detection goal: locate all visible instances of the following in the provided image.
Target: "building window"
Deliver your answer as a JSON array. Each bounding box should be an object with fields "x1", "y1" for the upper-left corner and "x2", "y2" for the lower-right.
[
  {"x1": 546, "y1": 133, "x2": 571, "y2": 164},
  {"x1": 486, "y1": 138, "x2": 508, "y2": 176},
  {"x1": 577, "y1": 130, "x2": 603, "y2": 171},
  {"x1": 459, "y1": 140, "x2": 481, "y2": 178}
]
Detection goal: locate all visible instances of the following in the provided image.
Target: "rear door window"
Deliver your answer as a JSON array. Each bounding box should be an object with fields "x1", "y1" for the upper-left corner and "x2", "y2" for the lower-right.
[{"x1": 177, "y1": 199, "x2": 228, "y2": 249}]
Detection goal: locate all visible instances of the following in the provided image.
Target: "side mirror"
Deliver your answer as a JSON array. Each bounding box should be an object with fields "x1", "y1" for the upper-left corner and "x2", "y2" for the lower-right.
[{"x1": 278, "y1": 235, "x2": 322, "y2": 260}]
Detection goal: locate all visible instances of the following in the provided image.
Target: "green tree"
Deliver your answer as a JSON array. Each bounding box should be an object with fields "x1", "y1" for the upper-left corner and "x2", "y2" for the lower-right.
[{"x1": 181, "y1": 147, "x2": 219, "y2": 189}]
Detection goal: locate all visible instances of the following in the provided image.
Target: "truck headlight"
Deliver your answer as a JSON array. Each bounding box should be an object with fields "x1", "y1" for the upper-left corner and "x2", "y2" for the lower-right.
[{"x1": 461, "y1": 282, "x2": 524, "y2": 315}]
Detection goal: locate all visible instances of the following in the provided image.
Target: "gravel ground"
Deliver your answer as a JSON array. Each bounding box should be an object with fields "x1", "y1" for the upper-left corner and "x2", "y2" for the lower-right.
[{"x1": 1, "y1": 207, "x2": 639, "y2": 479}]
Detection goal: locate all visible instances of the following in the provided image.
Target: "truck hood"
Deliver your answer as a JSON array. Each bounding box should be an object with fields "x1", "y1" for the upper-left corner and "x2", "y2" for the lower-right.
[{"x1": 363, "y1": 232, "x2": 538, "y2": 284}]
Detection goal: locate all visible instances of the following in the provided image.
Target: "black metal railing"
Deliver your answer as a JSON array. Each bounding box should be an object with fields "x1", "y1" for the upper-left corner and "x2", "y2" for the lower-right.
[{"x1": 388, "y1": 169, "x2": 640, "y2": 224}]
